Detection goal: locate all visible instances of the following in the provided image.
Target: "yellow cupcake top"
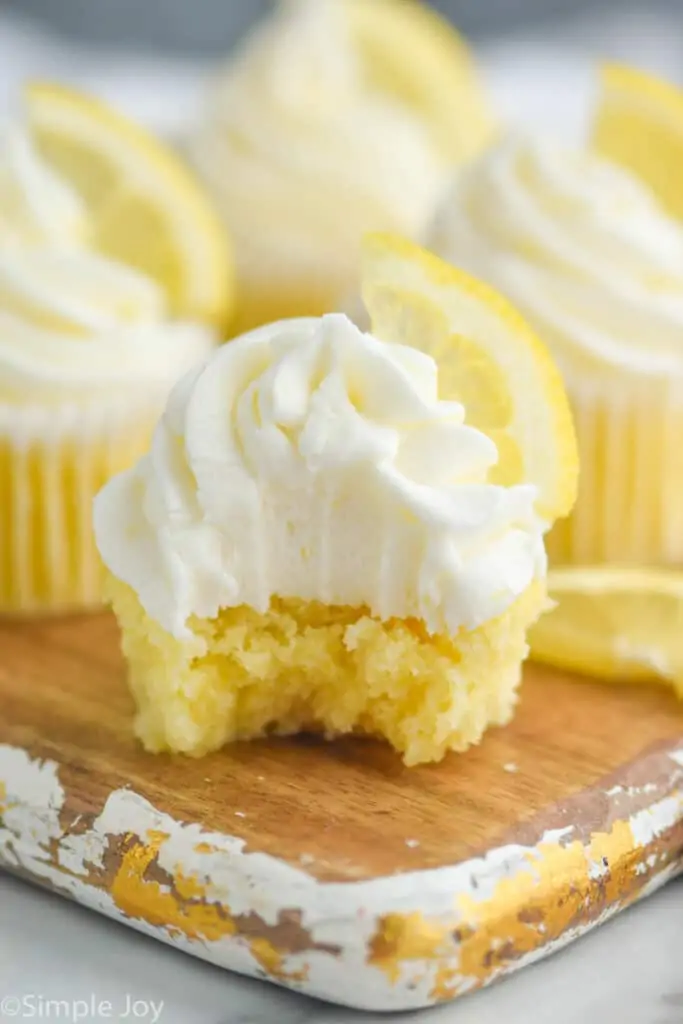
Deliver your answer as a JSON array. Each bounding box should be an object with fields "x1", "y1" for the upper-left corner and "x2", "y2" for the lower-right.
[
  {"x1": 0, "y1": 126, "x2": 214, "y2": 406},
  {"x1": 0, "y1": 82, "x2": 236, "y2": 408},
  {"x1": 429, "y1": 135, "x2": 683, "y2": 379},
  {"x1": 189, "y1": 0, "x2": 492, "y2": 301}
]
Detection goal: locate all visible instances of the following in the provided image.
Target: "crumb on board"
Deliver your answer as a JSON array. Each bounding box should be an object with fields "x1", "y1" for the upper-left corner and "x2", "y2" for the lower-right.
[
  {"x1": 503, "y1": 762, "x2": 519, "y2": 774},
  {"x1": 405, "y1": 839, "x2": 420, "y2": 849}
]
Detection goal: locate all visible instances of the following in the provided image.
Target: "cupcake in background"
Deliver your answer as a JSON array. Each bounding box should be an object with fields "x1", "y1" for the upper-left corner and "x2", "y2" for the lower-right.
[
  {"x1": 0, "y1": 83, "x2": 232, "y2": 617},
  {"x1": 188, "y1": 0, "x2": 494, "y2": 336},
  {"x1": 428, "y1": 64, "x2": 683, "y2": 568}
]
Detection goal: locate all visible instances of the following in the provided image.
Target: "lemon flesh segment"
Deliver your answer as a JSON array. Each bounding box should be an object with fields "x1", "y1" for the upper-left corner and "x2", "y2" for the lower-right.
[
  {"x1": 361, "y1": 233, "x2": 579, "y2": 523},
  {"x1": 529, "y1": 567, "x2": 683, "y2": 697},
  {"x1": 347, "y1": 0, "x2": 496, "y2": 163},
  {"x1": 592, "y1": 62, "x2": 683, "y2": 221},
  {"x1": 25, "y1": 82, "x2": 233, "y2": 332}
]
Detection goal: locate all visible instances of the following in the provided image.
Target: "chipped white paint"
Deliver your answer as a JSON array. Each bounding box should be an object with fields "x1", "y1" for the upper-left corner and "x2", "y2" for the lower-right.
[
  {"x1": 482, "y1": 900, "x2": 640, "y2": 988},
  {"x1": 606, "y1": 783, "x2": 660, "y2": 798},
  {"x1": 0, "y1": 746, "x2": 125, "y2": 917},
  {"x1": 638, "y1": 860, "x2": 683, "y2": 900},
  {"x1": 629, "y1": 796, "x2": 683, "y2": 848},
  {"x1": 0, "y1": 746, "x2": 66, "y2": 878},
  {"x1": 588, "y1": 857, "x2": 610, "y2": 881},
  {"x1": 1, "y1": 743, "x2": 682, "y2": 1012},
  {"x1": 543, "y1": 827, "x2": 574, "y2": 846}
]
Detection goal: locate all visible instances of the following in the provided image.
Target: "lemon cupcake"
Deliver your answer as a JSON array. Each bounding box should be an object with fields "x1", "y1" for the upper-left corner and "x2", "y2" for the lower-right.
[
  {"x1": 429, "y1": 65, "x2": 683, "y2": 567},
  {"x1": 0, "y1": 84, "x2": 231, "y2": 616},
  {"x1": 94, "y1": 237, "x2": 577, "y2": 766},
  {"x1": 188, "y1": 0, "x2": 494, "y2": 336}
]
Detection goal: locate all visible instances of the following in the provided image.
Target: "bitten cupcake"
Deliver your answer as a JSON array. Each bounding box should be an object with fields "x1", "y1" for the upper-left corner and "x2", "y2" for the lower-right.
[
  {"x1": 94, "y1": 237, "x2": 577, "y2": 766},
  {"x1": 429, "y1": 65, "x2": 683, "y2": 567},
  {"x1": 0, "y1": 84, "x2": 231, "y2": 616},
  {"x1": 188, "y1": 0, "x2": 494, "y2": 336}
]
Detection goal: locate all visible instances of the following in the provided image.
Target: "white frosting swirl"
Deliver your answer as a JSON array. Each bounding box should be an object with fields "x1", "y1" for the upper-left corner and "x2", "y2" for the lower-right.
[
  {"x1": 188, "y1": 0, "x2": 447, "y2": 297},
  {"x1": 429, "y1": 137, "x2": 683, "y2": 378},
  {"x1": 0, "y1": 128, "x2": 214, "y2": 404},
  {"x1": 94, "y1": 314, "x2": 546, "y2": 640}
]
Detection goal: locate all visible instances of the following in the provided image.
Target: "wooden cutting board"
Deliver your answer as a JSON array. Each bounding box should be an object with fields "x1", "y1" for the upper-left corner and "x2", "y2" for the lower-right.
[{"x1": 1, "y1": 612, "x2": 682, "y2": 1012}]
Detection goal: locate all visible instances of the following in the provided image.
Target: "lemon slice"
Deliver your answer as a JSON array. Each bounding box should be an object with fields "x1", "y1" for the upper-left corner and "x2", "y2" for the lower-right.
[
  {"x1": 361, "y1": 233, "x2": 578, "y2": 522},
  {"x1": 529, "y1": 567, "x2": 683, "y2": 697},
  {"x1": 26, "y1": 82, "x2": 233, "y2": 331},
  {"x1": 347, "y1": 0, "x2": 495, "y2": 162},
  {"x1": 592, "y1": 62, "x2": 683, "y2": 221}
]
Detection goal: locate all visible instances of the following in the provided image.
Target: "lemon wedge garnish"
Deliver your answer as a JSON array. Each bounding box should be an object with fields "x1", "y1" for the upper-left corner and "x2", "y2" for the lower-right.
[
  {"x1": 592, "y1": 62, "x2": 683, "y2": 221},
  {"x1": 347, "y1": 0, "x2": 495, "y2": 163},
  {"x1": 26, "y1": 82, "x2": 233, "y2": 331},
  {"x1": 529, "y1": 566, "x2": 683, "y2": 697},
  {"x1": 361, "y1": 233, "x2": 579, "y2": 523}
]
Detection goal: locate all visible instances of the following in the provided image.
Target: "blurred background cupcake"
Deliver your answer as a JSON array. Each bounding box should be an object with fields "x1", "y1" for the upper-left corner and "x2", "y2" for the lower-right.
[
  {"x1": 186, "y1": 0, "x2": 494, "y2": 335},
  {"x1": 428, "y1": 65, "x2": 683, "y2": 568},
  {"x1": 0, "y1": 0, "x2": 682, "y2": 603},
  {"x1": 0, "y1": 84, "x2": 231, "y2": 616}
]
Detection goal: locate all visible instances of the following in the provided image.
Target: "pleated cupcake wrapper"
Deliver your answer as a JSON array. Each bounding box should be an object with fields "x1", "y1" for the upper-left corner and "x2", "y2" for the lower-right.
[
  {"x1": 547, "y1": 376, "x2": 683, "y2": 567},
  {"x1": 0, "y1": 394, "x2": 163, "y2": 616}
]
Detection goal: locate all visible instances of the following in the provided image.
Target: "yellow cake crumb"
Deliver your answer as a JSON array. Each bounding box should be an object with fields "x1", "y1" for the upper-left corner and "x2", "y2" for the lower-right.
[{"x1": 107, "y1": 575, "x2": 546, "y2": 766}]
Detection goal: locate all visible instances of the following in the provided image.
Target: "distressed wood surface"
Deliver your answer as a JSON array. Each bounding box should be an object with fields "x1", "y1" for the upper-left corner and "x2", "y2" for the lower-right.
[{"x1": 0, "y1": 611, "x2": 682, "y2": 1011}]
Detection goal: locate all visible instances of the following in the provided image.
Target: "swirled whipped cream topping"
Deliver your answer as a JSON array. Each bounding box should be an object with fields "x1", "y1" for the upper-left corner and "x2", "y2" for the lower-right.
[
  {"x1": 188, "y1": 0, "x2": 447, "y2": 296},
  {"x1": 429, "y1": 137, "x2": 683, "y2": 377},
  {"x1": 0, "y1": 127, "x2": 214, "y2": 404},
  {"x1": 94, "y1": 314, "x2": 546, "y2": 639}
]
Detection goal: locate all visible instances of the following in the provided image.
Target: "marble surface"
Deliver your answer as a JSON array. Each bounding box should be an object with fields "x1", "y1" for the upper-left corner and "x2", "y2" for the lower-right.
[{"x1": 0, "y1": 873, "x2": 681, "y2": 1023}]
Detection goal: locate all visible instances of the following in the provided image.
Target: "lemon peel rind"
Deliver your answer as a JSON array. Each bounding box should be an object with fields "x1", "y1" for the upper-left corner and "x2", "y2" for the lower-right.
[
  {"x1": 530, "y1": 566, "x2": 683, "y2": 696},
  {"x1": 361, "y1": 233, "x2": 579, "y2": 523},
  {"x1": 592, "y1": 62, "x2": 683, "y2": 221},
  {"x1": 600, "y1": 62, "x2": 683, "y2": 123},
  {"x1": 25, "y1": 81, "x2": 233, "y2": 332},
  {"x1": 347, "y1": 0, "x2": 496, "y2": 162}
]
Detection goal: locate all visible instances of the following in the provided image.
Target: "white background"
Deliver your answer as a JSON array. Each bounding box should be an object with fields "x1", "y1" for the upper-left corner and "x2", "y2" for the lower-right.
[{"x1": 1, "y1": 4, "x2": 682, "y2": 1022}]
